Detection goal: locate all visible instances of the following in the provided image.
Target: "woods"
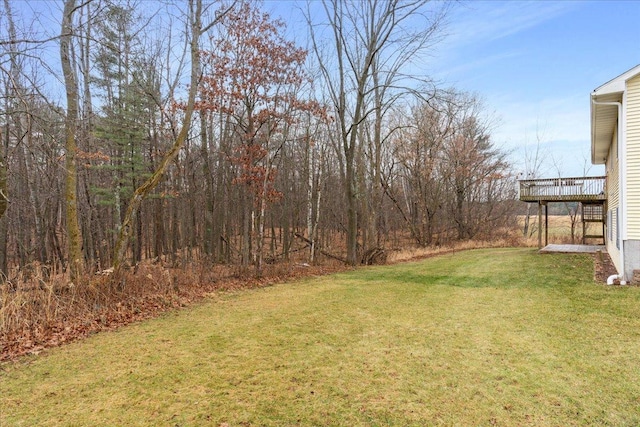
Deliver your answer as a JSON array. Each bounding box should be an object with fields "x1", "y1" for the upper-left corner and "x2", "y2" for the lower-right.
[{"x1": 0, "y1": 0, "x2": 516, "y2": 280}]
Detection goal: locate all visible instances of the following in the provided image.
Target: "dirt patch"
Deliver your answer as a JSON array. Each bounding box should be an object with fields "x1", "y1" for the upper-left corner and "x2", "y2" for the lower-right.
[{"x1": 593, "y1": 250, "x2": 618, "y2": 283}]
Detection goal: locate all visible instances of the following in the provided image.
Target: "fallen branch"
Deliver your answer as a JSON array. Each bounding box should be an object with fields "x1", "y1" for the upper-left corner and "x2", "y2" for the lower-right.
[
  {"x1": 294, "y1": 233, "x2": 348, "y2": 263},
  {"x1": 361, "y1": 247, "x2": 387, "y2": 265}
]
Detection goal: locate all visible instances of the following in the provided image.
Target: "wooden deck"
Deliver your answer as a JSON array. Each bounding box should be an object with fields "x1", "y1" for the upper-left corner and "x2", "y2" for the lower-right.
[
  {"x1": 519, "y1": 176, "x2": 606, "y2": 202},
  {"x1": 519, "y1": 176, "x2": 607, "y2": 248}
]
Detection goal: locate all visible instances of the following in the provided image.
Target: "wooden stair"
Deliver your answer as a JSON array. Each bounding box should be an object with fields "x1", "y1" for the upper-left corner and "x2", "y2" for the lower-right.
[{"x1": 581, "y1": 202, "x2": 605, "y2": 245}]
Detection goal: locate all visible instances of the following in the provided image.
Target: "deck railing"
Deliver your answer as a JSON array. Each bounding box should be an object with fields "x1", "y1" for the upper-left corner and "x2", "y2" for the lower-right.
[{"x1": 518, "y1": 176, "x2": 606, "y2": 202}]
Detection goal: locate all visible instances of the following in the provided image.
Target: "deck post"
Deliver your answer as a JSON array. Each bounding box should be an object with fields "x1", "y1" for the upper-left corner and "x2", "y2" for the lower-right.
[
  {"x1": 545, "y1": 202, "x2": 549, "y2": 246},
  {"x1": 582, "y1": 203, "x2": 588, "y2": 244},
  {"x1": 538, "y1": 202, "x2": 542, "y2": 249}
]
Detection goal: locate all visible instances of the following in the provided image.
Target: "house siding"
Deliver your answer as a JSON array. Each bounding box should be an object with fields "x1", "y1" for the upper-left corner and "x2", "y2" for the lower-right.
[
  {"x1": 607, "y1": 125, "x2": 619, "y2": 209},
  {"x1": 626, "y1": 74, "x2": 640, "y2": 239},
  {"x1": 592, "y1": 66, "x2": 640, "y2": 280},
  {"x1": 606, "y1": 126, "x2": 621, "y2": 274}
]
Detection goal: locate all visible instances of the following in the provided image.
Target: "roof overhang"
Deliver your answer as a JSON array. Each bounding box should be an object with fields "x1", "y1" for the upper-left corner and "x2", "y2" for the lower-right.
[
  {"x1": 590, "y1": 91, "x2": 621, "y2": 165},
  {"x1": 590, "y1": 64, "x2": 640, "y2": 165}
]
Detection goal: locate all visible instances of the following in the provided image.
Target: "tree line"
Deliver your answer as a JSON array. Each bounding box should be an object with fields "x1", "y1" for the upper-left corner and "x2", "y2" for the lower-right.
[{"x1": 0, "y1": 0, "x2": 516, "y2": 281}]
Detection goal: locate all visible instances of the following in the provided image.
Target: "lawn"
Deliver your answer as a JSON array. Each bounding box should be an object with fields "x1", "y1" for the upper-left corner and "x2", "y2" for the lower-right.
[{"x1": 2, "y1": 248, "x2": 640, "y2": 426}]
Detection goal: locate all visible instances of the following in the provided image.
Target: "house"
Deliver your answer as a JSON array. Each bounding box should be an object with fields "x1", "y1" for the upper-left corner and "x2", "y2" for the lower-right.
[{"x1": 591, "y1": 64, "x2": 640, "y2": 283}]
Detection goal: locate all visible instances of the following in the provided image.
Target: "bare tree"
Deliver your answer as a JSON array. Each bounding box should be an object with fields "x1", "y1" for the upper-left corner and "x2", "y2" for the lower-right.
[
  {"x1": 391, "y1": 99, "x2": 456, "y2": 246},
  {"x1": 552, "y1": 154, "x2": 593, "y2": 244},
  {"x1": 0, "y1": 0, "x2": 524, "y2": 283},
  {"x1": 306, "y1": 0, "x2": 447, "y2": 264},
  {"x1": 521, "y1": 124, "x2": 549, "y2": 238},
  {"x1": 386, "y1": 90, "x2": 513, "y2": 245},
  {"x1": 441, "y1": 94, "x2": 510, "y2": 240}
]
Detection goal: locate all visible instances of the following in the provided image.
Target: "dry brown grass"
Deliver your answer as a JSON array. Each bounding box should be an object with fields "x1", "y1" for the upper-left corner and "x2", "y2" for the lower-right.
[
  {"x1": 388, "y1": 227, "x2": 526, "y2": 263},
  {"x1": 0, "y1": 258, "x2": 346, "y2": 361},
  {"x1": 517, "y1": 214, "x2": 604, "y2": 246},
  {"x1": 2, "y1": 221, "x2": 572, "y2": 361},
  {"x1": 388, "y1": 213, "x2": 604, "y2": 264}
]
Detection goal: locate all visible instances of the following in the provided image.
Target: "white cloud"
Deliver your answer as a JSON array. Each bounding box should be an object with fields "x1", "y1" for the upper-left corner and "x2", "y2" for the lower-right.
[{"x1": 436, "y1": 50, "x2": 524, "y2": 84}]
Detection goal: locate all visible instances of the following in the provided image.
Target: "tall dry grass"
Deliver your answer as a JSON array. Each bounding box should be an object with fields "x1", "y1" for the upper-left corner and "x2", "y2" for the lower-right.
[
  {"x1": 0, "y1": 258, "x2": 342, "y2": 361},
  {"x1": 517, "y1": 214, "x2": 604, "y2": 246},
  {"x1": 388, "y1": 229, "x2": 526, "y2": 263},
  {"x1": 0, "y1": 262, "x2": 187, "y2": 359}
]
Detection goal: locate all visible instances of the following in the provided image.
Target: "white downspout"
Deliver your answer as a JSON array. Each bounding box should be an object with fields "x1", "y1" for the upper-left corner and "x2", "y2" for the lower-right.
[
  {"x1": 607, "y1": 274, "x2": 623, "y2": 285},
  {"x1": 592, "y1": 98, "x2": 626, "y2": 284}
]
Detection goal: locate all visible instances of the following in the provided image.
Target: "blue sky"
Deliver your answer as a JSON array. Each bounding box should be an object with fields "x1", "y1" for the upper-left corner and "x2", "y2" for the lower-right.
[
  {"x1": 269, "y1": 0, "x2": 640, "y2": 178},
  {"x1": 424, "y1": 0, "x2": 640, "y2": 178}
]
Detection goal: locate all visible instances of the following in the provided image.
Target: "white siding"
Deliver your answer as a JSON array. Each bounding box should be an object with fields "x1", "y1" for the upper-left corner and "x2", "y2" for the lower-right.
[
  {"x1": 607, "y1": 126, "x2": 619, "y2": 209},
  {"x1": 626, "y1": 75, "x2": 640, "y2": 239},
  {"x1": 606, "y1": 126, "x2": 621, "y2": 273}
]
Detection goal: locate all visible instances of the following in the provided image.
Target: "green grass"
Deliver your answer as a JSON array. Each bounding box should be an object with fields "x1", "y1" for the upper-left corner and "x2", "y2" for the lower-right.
[{"x1": 3, "y1": 248, "x2": 640, "y2": 426}]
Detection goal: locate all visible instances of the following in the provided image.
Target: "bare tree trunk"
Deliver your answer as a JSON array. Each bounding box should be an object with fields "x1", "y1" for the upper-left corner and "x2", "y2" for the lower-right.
[
  {"x1": 256, "y1": 192, "x2": 266, "y2": 276},
  {"x1": 61, "y1": 0, "x2": 84, "y2": 280},
  {"x1": 345, "y1": 148, "x2": 358, "y2": 264},
  {"x1": 0, "y1": 119, "x2": 7, "y2": 277},
  {"x1": 523, "y1": 202, "x2": 532, "y2": 237},
  {"x1": 305, "y1": 135, "x2": 323, "y2": 263},
  {"x1": 200, "y1": 110, "x2": 214, "y2": 256}
]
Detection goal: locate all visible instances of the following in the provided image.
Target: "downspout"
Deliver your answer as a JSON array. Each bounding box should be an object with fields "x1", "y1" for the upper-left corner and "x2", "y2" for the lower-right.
[
  {"x1": 607, "y1": 274, "x2": 622, "y2": 285},
  {"x1": 592, "y1": 98, "x2": 626, "y2": 284}
]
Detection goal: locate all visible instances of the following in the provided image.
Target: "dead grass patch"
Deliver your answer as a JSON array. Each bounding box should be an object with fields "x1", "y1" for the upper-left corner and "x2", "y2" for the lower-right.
[
  {"x1": 388, "y1": 234, "x2": 525, "y2": 263},
  {"x1": 0, "y1": 259, "x2": 346, "y2": 361}
]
